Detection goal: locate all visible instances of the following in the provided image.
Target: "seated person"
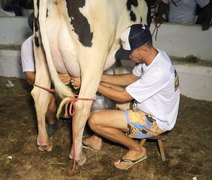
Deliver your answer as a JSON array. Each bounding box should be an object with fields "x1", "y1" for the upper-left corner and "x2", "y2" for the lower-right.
[
  {"x1": 22, "y1": 12, "x2": 116, "y2": 137},
  {"x1": 21, "y1": 35, "x2": 71, "y2": 137},
  {"x1": 71, "y1": 24, "x2": 180, "y2": 170}
]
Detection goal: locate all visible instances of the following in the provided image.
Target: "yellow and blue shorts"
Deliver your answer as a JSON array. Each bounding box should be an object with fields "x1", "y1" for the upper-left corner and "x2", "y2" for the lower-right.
[{"x1": 125, "y1": 110, "x2": 164, "y2": 138}]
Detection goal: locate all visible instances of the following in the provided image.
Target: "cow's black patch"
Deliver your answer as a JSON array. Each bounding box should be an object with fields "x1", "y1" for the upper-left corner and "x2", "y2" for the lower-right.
[
  {"x1": 130, "y1": 11, "x2": 136, "y2": 21},
  {"x1": 34, "y1": 0, "x2": 50, "y2": 47},
  {"x1": 34, "y1": 0, "x2": 39, "y2": 47},
  {"x1": 37, "y1": 0, "x2": 40, "y2": 11},
  {"x1": 126, "y1": 0, "x2": 139, "y2": 22},
  {"x1": 34, "y1": 17, "x2": 39, "y2": 33},
  {"x1": 127, "y1": 0, "x2": 138, "y2": 10},
  {"x1": 35, "y1": 35, "x2": 40, "y2": 47},
  {"x1": 65, "y1": 0, "x2": 93, "y2": 47},
  {"x1": 34, "y1": 0, "x2": 39, "y2": 33}
]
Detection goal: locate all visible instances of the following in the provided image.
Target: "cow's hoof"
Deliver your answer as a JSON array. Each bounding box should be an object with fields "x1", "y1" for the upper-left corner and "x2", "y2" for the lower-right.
[
  {"x1": 77, "y1": 155, "x2": 87, "y2": 166},
  {"x1": 69, "y1": 154, "x2": 87, "y2": 166},
  {"x1": 38, "y1": 143, "x2": 53, "y2": 152}
]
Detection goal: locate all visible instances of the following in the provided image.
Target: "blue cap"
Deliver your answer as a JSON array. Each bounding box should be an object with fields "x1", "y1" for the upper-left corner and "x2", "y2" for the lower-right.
[{"x1": 115, "y1": 24, "x2": 152, "y2": 59}]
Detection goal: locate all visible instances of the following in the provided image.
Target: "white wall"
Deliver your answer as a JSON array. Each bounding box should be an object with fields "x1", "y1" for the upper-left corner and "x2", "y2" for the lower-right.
[
  {"x1": 0, "y1": 49, "x2": 23, "y2": 78},
  {"x1": 0, "y1": 17, "x2": 32, "y2": 45},
  {"x1": 0, "y1": 17, "x2": 211, "y2": 60},
  {"x1": 0, "y1": 17, "x2": 31, "y2": 78},
  {"x1": 174, "y1": 64, "x2": 212, "y2": 101},
  {"x1": 150, "y1": 23, "x2": 212, "y2": 61}
]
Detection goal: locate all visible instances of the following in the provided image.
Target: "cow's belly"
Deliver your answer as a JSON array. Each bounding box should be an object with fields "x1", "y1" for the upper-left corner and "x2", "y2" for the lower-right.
[
  {"x1": 50, "y1": 45, "x2": 80, "y2": 77},
  {"x1": 47, "y1": 19, "x2": 80, "y2": 77}
]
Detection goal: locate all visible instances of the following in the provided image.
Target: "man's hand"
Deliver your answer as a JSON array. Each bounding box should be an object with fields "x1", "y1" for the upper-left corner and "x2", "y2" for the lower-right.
[
  {"x1": 70, "y1": 77, "x2": 81, "y2": 89},
  {"x1": 154, "y1": 15, "x2": 165, "y2": 26},
  {"x1": 201, "y1": 22, "x2": 210, "y2": 31},
  {"x1": 154, "y1": 1, "x2": 168, "y2": 27}
]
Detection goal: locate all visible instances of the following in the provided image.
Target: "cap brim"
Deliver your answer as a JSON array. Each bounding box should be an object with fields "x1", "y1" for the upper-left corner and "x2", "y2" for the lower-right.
[{"x1": 115, "y1": 48, "x2": 132, "y2": 60}]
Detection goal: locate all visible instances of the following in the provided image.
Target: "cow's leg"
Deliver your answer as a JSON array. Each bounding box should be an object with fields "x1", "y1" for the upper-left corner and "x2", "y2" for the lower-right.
[
  {"x1": 31, "y1": 46, "x2": 52, "y2": 152},
  {"x1": 69, "y1": 64, "x2": 103, "y2": 165},
  {"x1": 69, "y1": 100, "x2": 93, "y2": 165}
]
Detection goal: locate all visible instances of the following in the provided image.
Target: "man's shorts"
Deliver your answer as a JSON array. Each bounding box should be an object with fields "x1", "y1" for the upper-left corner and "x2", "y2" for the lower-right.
[{"x1": 125, "y1": 110, "x2": 164, "y2": 139}]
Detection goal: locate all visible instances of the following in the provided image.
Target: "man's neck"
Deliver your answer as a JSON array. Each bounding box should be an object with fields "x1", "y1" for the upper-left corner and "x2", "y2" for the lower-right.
[{"x1": 144, "y1": 48, "x2": 158, "y2": 66}]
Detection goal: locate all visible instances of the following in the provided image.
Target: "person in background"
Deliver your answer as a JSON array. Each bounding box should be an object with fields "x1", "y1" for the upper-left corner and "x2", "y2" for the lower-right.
[
  {"x1": 71, "y1": 24, "x2": 180, "y2": 170},
  {"x1": 22, "y1": 12, "x2": 115, "y2": 137},
  {"x1": 196, "y1": 0, "x2": 212, "y2": 27},
  {"x1": 21, "y1": 14, "x2": 71, "y2": 137},
  {"x1": 2, "y1": 0, "x2": 23, "y2": 16},
  {"x1": 154, "y1": 0, "x2": 211, "y2": 30},
  {"x1": 1, "y1": 0, "x2": 33, "y2": 16},
  {"x1": 21, "y1": 35, "x2": 73, "y2": 137},
  {"x1": 19, "y1": 0, "x2": 33, "y2": 10}
]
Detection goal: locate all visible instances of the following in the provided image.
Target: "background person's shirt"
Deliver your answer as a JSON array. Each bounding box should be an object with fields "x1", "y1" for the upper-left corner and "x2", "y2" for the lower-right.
[
  {"x1": 162, "y1": 0, "x2": 210, "y2": 24},
  {"x1": 21, "y1": 35, "x2": 35, "y2": 72}
]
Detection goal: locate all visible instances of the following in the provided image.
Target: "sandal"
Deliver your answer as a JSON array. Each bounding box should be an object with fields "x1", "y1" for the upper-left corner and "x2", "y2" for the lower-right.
[{"x1": 114, "y1": 155, "x2": 147, "y2": 170}]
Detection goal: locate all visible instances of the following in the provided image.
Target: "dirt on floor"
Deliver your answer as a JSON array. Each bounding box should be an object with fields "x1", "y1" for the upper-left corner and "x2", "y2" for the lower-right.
[{"x1": 0, "y1": 76, "x2": 211, "y2": 180}]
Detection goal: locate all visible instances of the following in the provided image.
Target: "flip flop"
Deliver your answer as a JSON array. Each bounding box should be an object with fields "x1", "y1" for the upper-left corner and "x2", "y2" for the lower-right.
[{"x1": 114, "y1": 155, "x2": 147, "y2": 170}]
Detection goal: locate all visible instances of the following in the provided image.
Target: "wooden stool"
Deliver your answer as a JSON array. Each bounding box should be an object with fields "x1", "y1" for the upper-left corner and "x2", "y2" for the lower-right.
[{"x1": 139, "y1": 134, "x2": 167, "y2": 161}]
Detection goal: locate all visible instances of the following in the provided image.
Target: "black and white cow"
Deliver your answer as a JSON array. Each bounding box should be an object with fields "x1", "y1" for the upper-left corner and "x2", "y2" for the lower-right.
[{"x1": 32, "y1": 0, "x2": 148, "y2": 165}]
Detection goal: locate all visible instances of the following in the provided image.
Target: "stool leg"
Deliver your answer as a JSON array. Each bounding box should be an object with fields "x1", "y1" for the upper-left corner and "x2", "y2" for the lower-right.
[
  {"x1": 158, "y1": 139, "x2": 166, "y2": 161},
  {"x1": 140, "y1": 139, "x2": 146, "y2": 146}
]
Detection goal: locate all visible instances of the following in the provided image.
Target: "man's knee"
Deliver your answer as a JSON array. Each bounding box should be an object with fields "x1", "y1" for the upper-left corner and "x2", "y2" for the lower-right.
[{"x1": 88, "y1": 112, "x2": 99, "y2": 130}]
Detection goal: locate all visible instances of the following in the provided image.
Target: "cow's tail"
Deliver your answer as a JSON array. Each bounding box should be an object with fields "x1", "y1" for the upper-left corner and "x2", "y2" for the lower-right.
[
  {"x1": 56, "y1": 97, "x2": 71, "y2": 119},
  {"x1": 36, "y1": 0, "x2": 73, "y2": 99}
]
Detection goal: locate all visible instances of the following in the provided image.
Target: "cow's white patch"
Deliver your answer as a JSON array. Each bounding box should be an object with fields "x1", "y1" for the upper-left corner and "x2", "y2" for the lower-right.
[{"x1": 121, "y1": 27, "x2": 131, "y2": 50}]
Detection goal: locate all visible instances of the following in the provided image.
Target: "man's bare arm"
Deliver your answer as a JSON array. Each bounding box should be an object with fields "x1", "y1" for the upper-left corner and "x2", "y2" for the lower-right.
[
  {"x1": 101, "y1": 73, "x2": 139, "y2": 86},
  {"x1": 98, "y1": 82, "x2": 133, "y2": 103}
]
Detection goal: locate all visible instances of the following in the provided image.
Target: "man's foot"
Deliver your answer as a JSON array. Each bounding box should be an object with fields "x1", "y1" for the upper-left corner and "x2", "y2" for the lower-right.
[
  {"x1": 82, "y1": 135, "x2": 102, "y2": 151},
  {"x1": 47, "y1": 123, "x2": 59, "y2": 137},
  {"x1": 114, "y1": 147, "x2": 147, "y2": 170}
]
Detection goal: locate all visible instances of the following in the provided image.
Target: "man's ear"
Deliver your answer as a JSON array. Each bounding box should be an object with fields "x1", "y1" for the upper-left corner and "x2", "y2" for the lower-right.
[{"x1": 138, "y1": 45, "x2": 148, "y2": 53}]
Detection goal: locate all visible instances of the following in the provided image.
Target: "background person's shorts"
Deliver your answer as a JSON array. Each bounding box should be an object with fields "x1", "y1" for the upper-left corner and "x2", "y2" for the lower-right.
[{"x1": 125, "y1": 110, "x2": 164, "y2": 138}]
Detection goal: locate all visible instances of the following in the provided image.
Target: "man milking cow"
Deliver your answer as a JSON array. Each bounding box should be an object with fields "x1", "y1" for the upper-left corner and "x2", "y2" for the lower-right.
[
  {"x1": 23, "y1": 24, "x2": 179, "y2": 169},
  {"x1": 71, "y1": 24, "x2": 180, "y2": 170},
  {"x1": 24, "y1": 0, "x2": 179, "y2": 171}
]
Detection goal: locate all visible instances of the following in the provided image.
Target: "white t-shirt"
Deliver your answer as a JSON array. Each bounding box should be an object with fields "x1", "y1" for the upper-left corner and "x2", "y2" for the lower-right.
[
  {"x1": 162, "y1": 0, "x2": 209, "y2": 24},
  {"x1": 126, "y1": 50, "x2": 180, "y2": 131},
  {"x1": 21, "y1": 35, "x2": 35, "y2": 72}
]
